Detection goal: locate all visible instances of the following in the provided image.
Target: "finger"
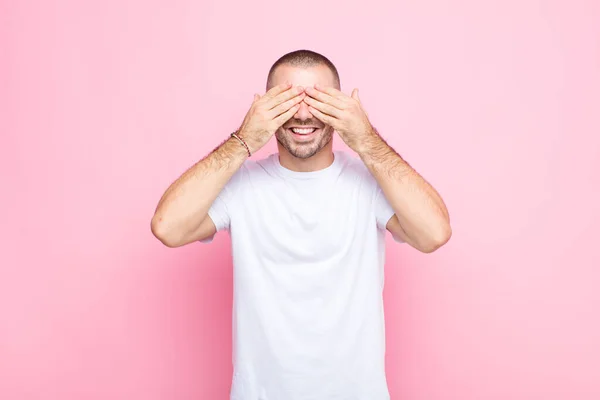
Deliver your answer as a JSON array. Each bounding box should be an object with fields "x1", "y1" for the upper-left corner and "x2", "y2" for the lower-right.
[
  {"x1": 315, "y1": 83, "x2": 347, "y2": 100},
  {"x1": 262, "y1": 81, "x2": 293, "y2": 100},
  {"x1": 265, "y1": 85, "x2": 305, "y2": 110},
  {"x1": 254, "y1": 93, "x2": 261, "y2": 102},
  {"x1": 351, "y1": 88, "x2": 360, "y2": 103},
  {"x1": 268, "y1": 92, "x2": 306, "y2": 119},
  {"x1": 307, "y1": 105, "x2": 336, "y2": 126},
  {"x1": 273, "y1": 103, "x2": 302, "y2": 127},
  {"x1": 303, "y1": 95, "x2": 343, "y2": 118},
  {"x1": 305, "y1": 86, "x2": 346, "y2": 110}
]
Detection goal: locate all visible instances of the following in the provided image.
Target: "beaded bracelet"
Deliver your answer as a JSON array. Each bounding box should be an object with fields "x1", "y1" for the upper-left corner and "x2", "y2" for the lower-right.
[{"x1": 230, "y1": 131, "x2": 252, "y2": 157}]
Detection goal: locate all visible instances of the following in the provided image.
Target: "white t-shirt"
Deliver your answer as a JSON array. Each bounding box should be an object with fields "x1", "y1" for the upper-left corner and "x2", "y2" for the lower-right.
[{"x1": 201, "y1": 150, "x2": 404, "y2": 400}]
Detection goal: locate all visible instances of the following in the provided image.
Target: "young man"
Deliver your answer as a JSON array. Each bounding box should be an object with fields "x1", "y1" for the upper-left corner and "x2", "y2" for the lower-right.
[{"x1": 151, "y1": 49, "x2": 451, "y2": 400}]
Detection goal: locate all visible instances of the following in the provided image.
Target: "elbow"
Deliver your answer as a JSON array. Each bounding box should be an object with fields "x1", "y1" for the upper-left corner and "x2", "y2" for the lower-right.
[
  {"x1": 151, "y1": 215, "x2": 183, "y2": 248},
  {"x1": 421, "y1": 224, "x2": 452, "y2": 254}
]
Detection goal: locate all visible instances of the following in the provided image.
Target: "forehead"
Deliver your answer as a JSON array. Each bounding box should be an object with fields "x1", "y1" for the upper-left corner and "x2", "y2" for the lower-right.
[{"x1": 270, "y1": 64, "x2": 337, "y2": 89}]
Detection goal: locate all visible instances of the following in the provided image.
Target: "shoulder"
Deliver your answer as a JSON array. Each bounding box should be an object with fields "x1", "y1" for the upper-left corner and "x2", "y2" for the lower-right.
[
  {"x1": 226, "y1": 153, "x2": 277, "y2": 190},
  {"x1": 336, "y1": 151, "x2": 377, "y2": 188},
  {"x1": 231, "y1": 154, "x2": 271, "y2": 179},
  {"x1": 337, "y1": 150, "x2": 368, "y2": 172},
  {"x1": 220, "y1": 157, "x2": 260, "y2": 198}
]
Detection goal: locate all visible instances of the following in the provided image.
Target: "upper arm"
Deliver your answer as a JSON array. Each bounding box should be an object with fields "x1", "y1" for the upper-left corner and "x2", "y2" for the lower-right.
[
  {"x1": 196, "y1": 163, "x2": 248, "y2": 244},
  {"x1": 192, "y1": 214, "x2": 218, "y2": 244},
  {"x1": 158, "y1": 215, "x2": 217, "y2": 247},
  {"x1": 385, "y1": 213, "x2": 414, "y2": 246},
  {"x1": 373, "y1": 181, "x2": 406, "y2": 245}
]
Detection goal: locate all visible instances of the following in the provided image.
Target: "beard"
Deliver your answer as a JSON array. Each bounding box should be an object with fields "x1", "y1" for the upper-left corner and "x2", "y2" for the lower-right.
[{"x1": 274, "y1": 122, "x2": 335, "y2": 159}]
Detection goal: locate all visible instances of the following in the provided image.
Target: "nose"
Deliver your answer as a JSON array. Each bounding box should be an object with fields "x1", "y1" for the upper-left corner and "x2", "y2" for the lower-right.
[{"x1": 294, "y1": 99, "x2": 313, "y2": 120}]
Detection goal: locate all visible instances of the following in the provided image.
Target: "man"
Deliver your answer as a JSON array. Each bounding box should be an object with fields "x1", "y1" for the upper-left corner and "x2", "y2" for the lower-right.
[{"x1": 151, "y1": 49, "x2": 451, "y2": 400}]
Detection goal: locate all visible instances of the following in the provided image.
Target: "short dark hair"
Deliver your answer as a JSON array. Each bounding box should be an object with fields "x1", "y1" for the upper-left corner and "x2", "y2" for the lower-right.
[{"x1": 266, "y1": 49, "x2": 340, "y2": 90}]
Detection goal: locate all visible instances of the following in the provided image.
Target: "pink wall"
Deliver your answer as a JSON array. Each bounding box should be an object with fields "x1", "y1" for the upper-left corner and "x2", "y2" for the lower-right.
[{"x1": 2, "y1": 0, "x2": 599, "y2": 398}]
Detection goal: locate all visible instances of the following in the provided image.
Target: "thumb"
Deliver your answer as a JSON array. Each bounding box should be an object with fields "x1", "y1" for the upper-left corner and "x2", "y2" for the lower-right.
[
  {"x1": 351, "y1": 88, "x2": 360, "y2": 102},
  {"x1": 253, "y1": 93, "x2": 261, "y2": 102}
]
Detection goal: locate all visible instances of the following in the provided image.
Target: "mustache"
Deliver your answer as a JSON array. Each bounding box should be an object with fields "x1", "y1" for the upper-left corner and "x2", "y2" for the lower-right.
[{"x1": 284, "y1": 119, "x2": 324, "y2": 128}]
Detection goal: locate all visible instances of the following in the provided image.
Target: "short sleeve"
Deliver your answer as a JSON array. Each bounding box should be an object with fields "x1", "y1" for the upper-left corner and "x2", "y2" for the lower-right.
[
  {"x1": 374, "y1": 184, "x2": 405, "y2": 244},
  {"x1": 198, "y1": 163, "x2": 247, "y2": 244}
]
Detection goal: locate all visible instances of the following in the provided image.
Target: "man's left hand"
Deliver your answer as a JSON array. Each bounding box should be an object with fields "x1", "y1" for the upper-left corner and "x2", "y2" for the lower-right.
[{"x1": 303, "y1": 84, "x2": 375, "y2": 153}]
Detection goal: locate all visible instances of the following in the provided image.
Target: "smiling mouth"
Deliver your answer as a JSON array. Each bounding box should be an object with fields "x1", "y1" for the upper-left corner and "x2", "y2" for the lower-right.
[{"x1": 286, "y1": 127, "x2": 320, "y2": 136}]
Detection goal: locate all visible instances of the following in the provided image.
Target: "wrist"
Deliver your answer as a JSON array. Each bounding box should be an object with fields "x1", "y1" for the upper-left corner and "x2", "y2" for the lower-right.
[
  {"x1": 354, "y1": 126, "x2": 382, "y2": 156},
  {"x1": 230, "y1": 130, "x2": 253, "y2": 157},
  {"x1": 237, "y1": 129, "x2": 264, "y2": 155},
  {"x1": 226, "y1": 134, "x2": 250, "y2": 160}
]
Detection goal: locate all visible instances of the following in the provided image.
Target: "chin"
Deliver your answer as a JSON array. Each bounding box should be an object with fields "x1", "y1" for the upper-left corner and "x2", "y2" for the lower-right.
[
  {"x1": 276, "y1": 128, "x2": 333, "y2": 159},
  {"x1": 289, "y1": 147, "x2": 320, "y2": 159}
]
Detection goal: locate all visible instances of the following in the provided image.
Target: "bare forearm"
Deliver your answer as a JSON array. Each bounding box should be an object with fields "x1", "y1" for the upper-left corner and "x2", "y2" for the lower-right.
[
  {"x1": 151, "y1": 136, "x2": 248, "y2": 244},
  {"x1": 357, "y1": 129, "x2": 451, "y2": 249}
]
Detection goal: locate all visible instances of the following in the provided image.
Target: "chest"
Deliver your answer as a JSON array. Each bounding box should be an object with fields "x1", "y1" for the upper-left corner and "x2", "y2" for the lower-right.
[{"x1": 230, "y1": 178, "x2": 376, "y2": 262}]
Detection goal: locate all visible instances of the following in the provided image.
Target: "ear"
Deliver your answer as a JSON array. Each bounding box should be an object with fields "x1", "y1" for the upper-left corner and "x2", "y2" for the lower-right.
[{"x1": 351, "y1": 88, "x2": 361, "y2": 103}]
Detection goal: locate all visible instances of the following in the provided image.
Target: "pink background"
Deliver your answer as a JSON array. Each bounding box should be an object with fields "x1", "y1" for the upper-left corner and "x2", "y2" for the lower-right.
[{"x1": 2, "y1": 0, "x2": 599, "y2": 398}]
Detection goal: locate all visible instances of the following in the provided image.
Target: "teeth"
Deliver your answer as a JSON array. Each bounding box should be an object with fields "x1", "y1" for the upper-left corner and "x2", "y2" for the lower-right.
[{"x1": 291, "y1": 127, "x2": 316, "y2": 134}]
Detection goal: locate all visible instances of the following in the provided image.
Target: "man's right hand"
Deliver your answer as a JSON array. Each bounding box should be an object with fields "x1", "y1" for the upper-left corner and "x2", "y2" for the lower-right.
[{"x1": 235, "y1": 82, "x2": 306, "y2": 154}]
